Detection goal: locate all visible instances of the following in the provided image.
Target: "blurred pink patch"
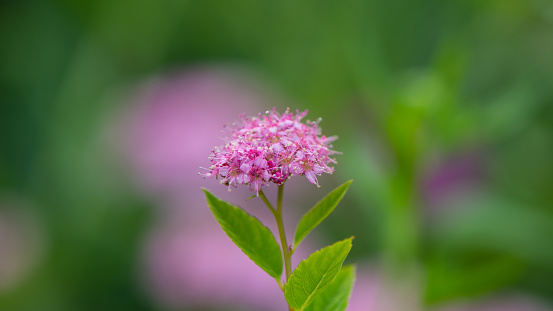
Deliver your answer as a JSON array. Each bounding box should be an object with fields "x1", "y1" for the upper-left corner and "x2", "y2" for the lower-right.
[
  {"x1": 0, "y1": 197, "x2": 44, "y2": 293},
  {"x1": 346, "y1": 269, "x2": 552, "y2": 311},
  {"x1": 124, "y1": 66, "x2": 282, "y2": 197},
  {"x1": 420, "y1": 150, "x2": 487, "y2": 214},
  {"x1": 346, "y1": 266, "x2": 381, "y2": 311},
  {"x1": 144, "y1": 225, "x2": 287, "y2": 310}
]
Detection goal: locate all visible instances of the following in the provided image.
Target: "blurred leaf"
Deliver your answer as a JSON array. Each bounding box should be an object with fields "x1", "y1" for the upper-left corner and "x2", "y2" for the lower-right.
[
  {"x1": 285, "y1": 237, "x2": 353, "y2": 310},
  {"x1": 203, "y1": 189, "x2": 282, "y2": 278},
  {"x1": 304, "y1": 265, "x2": 356, "y2": 311},
  {"x1": 294, "y1": 180, "x2": 353, "y2": 249},
  {"x1": 434, "y1": 193, "x2": 553, "y2": 267},
  {"x1": 481, "y1": 80, "x2": 541, "y2": 142},
  {"x1": 426, "y1": 191, "x2": 553, "y2": 303},
  {"x1": 425, "y1": 253, "x2": 524, "y2": 304}
]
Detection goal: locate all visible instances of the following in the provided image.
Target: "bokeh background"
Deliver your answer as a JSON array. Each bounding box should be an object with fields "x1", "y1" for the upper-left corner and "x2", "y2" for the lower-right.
[{"x1": 1, "y1": 0, "x2": 553, "y2": 310}]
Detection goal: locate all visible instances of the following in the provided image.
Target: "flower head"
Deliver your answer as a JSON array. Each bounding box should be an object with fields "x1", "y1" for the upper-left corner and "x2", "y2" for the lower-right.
[{"x1": 200, "y1": 108, "x2": 339, "y2": 192}]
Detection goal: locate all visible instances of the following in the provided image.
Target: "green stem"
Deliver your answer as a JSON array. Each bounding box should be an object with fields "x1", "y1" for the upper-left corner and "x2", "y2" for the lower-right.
[
  {"x1": 276, "y1": 185, "x2": 293, "y2": 282},
  {"x1": 259, "y1": 189, "x2": 276, "y2": 214},
  {"x1": 259, "y1": 186, "x2": 295, "y2": 311}
]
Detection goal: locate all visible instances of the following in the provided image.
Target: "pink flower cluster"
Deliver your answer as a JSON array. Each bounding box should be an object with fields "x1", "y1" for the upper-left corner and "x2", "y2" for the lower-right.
[{"x1": 200, "y1": 108, "x2": 338, "y2": 192}]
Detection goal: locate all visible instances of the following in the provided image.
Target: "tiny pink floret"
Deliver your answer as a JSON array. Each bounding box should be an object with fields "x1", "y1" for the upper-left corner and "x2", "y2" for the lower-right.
[{"x1": 200, "y1": 108, "x2": 339, "y2": 192}]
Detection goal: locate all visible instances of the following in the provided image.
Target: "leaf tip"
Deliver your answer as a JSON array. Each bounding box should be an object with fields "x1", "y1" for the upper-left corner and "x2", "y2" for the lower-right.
[
  {"x1": 339, "y1": 236, "x2": 355, "y2": 250},
  {"x1": 246, "y1": 194, "x2": 258, "y2": 201},
  {"x1": 202, "y1": 188, "x2": 215, "y2": 200},
  {"x1": 342, "y1": 179, "x2": 353, "y2": 190}
]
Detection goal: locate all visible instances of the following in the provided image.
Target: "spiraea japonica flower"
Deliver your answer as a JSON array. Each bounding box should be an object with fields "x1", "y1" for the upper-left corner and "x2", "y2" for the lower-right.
[
  {"x1": 201, "y1": 108, "x2": 354, "y2": 311},
  {"x1": 199, "y1": 108, "x2": 339, "y2": 192}
]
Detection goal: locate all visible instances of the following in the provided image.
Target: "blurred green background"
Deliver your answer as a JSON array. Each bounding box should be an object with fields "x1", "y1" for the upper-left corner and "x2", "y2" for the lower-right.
[{"x1": 1, "y1": 0, "x2": 553, "y2": 310}]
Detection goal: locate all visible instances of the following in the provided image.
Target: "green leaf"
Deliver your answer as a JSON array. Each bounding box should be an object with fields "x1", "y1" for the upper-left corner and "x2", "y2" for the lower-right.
[
  {"x1": 294, "y1": 180, "x2": 353, "y2": 249},
  {"x1": 285, "y1": 237, "x2": 353, "y2": 310},
  {"x1": 304, "y1": 265, "x2": 356, "y2": 311},
  {"x1": 203, "y1": 189, "x2": 282, "y2": 278}
]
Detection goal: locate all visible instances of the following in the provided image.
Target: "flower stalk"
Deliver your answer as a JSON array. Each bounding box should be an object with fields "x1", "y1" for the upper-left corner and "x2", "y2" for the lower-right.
[{"x1": 259, "y1": 186, "x2": 295, "y2": 311}]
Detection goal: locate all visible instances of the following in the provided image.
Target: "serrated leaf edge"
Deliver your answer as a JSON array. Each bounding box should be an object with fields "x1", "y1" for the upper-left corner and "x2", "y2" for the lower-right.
[{"x1": 305, "y1": 265, "x2": 357, "y2": 311}]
